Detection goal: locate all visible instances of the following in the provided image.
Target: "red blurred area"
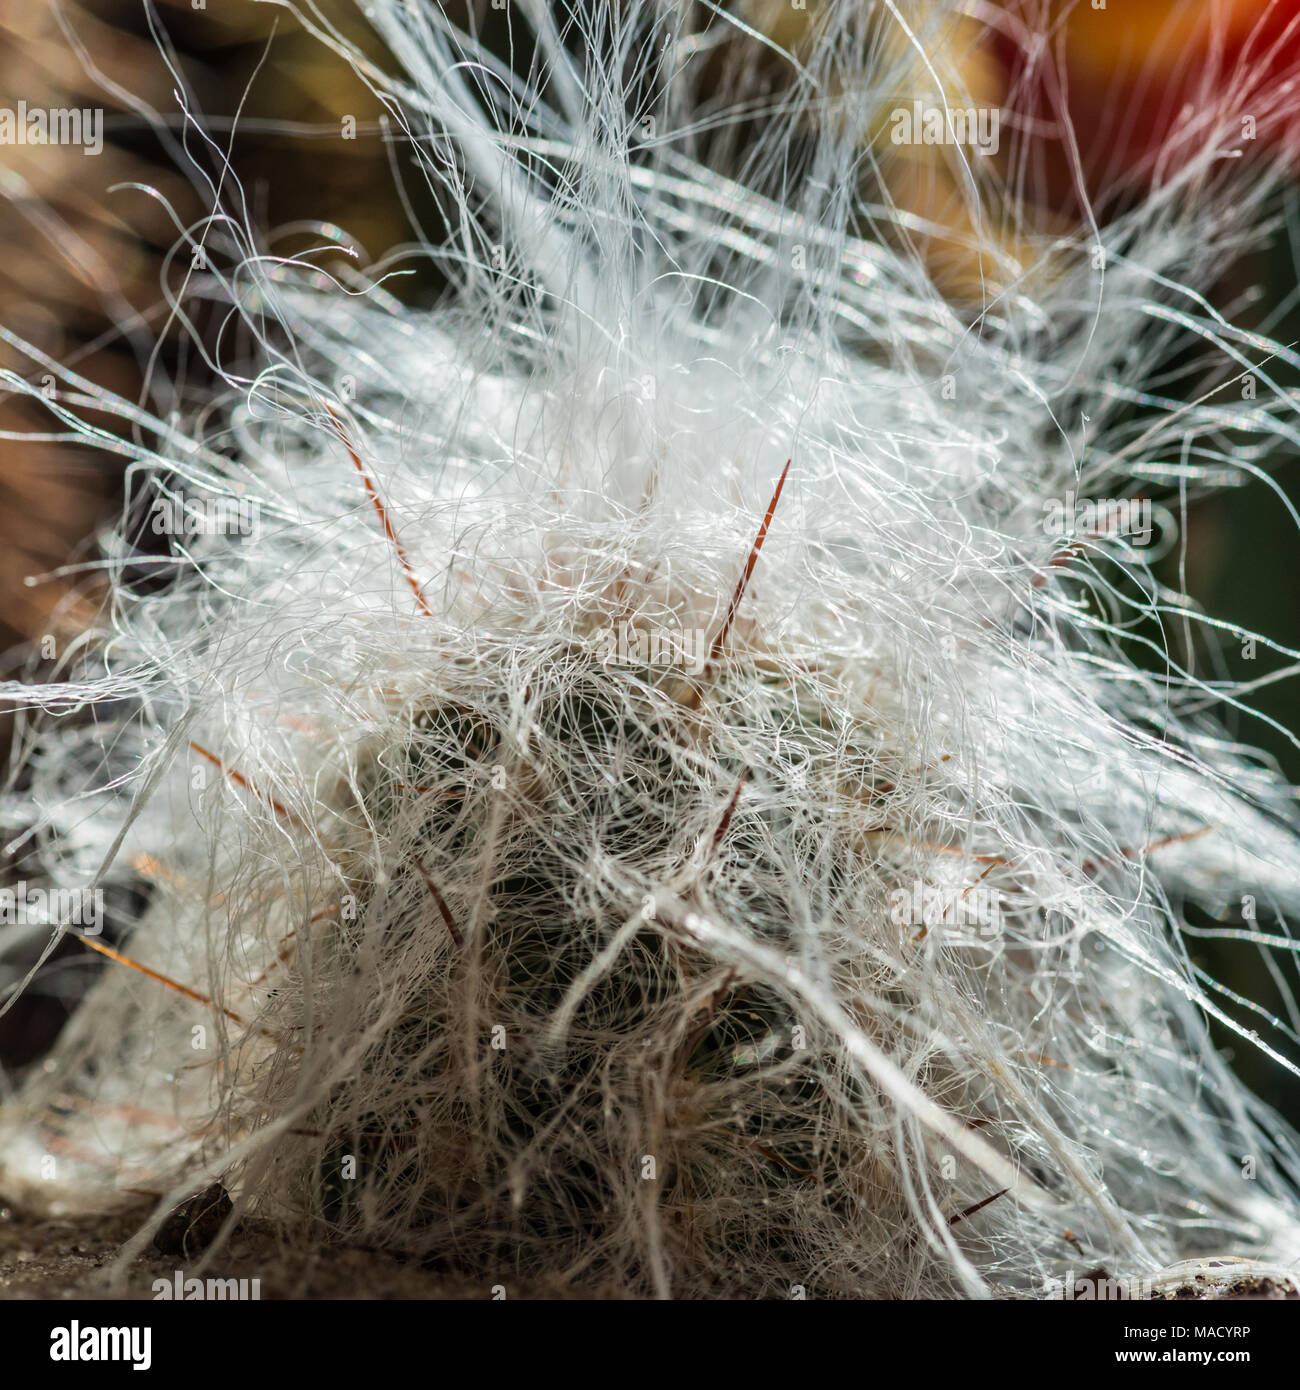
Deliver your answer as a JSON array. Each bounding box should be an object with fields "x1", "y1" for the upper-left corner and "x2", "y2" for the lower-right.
[{"x1": 990, "y1": 0, "x2": 1300, "y2": 209}]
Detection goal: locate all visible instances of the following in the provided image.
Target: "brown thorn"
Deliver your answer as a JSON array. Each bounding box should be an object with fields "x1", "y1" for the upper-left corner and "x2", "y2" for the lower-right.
[
  {"x1": 189, "y1": 741, "x2": 305, "y2": 830},
  {"x1": 1129, "y1": 824, "x2": 1213, "y2": 857},
  {"x1": 1081, "y1": 823, "x2": 1212, "y2": 875},
  {"x1": 866, "y1": 832, "x2": 1010, "y2": 867},
  {"x1": 415, "y1": 860, "x2": 464, "y2": 948},
  {"x1": 948, "y1": 1187, "x2": 1009, "y2": 1227},
  {"x1": 703, "y1": 458, "x2": 792, "y2": 680},
  {"x1": 1030, "y1": 540, "x2": 1086, "y2": 589},
  {"x1": 1021, "y1": 1051, "x2": 1071, "y2": 1070},
  {"x1": 239, "y1": 926, "x2": 302, "y2": 992},
  {"x1": 72, "y1": 932, "x2": 244, "y2": 1025},
  {"x1": 961, "y1": 859, "x2": 1001, "y2": 899},
  {"x1": 708, "y1": 768, "x2": 750, "y2": 860},
  {"x1": 326, "y1": 404, "x2": 433, "y2": 619}
]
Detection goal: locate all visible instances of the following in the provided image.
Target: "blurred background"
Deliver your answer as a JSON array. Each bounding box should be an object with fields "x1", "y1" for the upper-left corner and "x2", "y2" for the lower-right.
[{"x1": 1, "y1": 0, "x2": 1297, "y2": 1120}]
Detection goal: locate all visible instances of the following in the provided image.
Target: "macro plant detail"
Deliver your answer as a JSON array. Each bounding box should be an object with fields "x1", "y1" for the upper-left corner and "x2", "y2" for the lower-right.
[{"x1": 0, "y1": 0, "x2": 1298, "y2": 1305}]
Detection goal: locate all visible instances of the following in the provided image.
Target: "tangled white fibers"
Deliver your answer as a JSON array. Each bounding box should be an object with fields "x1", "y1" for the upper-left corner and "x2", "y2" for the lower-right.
[{"x1": 2, "y1": 0, "x2": 1300, "y2": 1298}]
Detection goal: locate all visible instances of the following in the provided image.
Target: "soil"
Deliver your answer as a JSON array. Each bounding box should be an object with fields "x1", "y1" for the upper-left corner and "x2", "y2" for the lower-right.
[{"x1": 0, "y1": 1203, "x2": 521, "y2": 1299}]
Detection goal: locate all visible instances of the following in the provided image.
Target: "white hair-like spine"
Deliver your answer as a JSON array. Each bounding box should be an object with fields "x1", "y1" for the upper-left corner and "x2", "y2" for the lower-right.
[{"x1": 1, "y1": 0, "x2": 1299, "y2": 1297}]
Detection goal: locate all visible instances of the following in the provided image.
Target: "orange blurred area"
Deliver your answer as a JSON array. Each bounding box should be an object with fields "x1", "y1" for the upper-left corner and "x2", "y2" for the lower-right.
[{"x1": 1052, "y1": 0, "x2": 1287, "y2": 79}]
